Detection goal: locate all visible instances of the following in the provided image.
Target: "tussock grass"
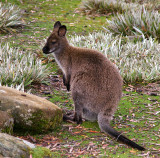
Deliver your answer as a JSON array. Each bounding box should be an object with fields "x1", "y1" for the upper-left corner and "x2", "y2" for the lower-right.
[
  {"x1": 79, "y1": 0, "x2": 160, "y2": 16},
  {"x1": 70, "y1": 32, "x2": 160, "y2": 83},
  {"x1": 124, "y1": 0, "x2": 160, "y2": 11},
  {"x1": 79, "y1": 0, "x2": 124, "y2": 15},
  {"x1": 105, "y1": 7, "x2": 160, "y2": 41},
  {"x1": 0, "y1": 43, "x2": 50, "y2": 89},
  {"x1": 0, "y1": 2, "x2": 25, "y2": 34}
]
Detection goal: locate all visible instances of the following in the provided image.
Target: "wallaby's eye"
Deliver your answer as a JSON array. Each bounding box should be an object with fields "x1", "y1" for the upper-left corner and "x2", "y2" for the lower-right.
[
  {"x1": 52, "y1": 40, "x2": 57, "y2": 45},
  {"x1": 52, "y1": 42, "x2": 56, "y2": 45}
]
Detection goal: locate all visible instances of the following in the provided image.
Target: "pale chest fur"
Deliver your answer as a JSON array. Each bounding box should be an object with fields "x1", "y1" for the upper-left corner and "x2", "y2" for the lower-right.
[{"x1": 53, "y1": 54, "x2": 67, "y2": 75}]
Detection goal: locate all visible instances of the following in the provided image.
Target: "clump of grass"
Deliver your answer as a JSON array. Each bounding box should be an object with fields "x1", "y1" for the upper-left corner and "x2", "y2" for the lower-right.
[
  {"x1": 117, "y1": 38, "x2": 160, "y2": 83},
  {"x1": 70, "y1": 32, "x2": 160, "y2": 83},
  {"x1": 79, "y1": 0, "x2": 147, "y2": 16},
  {"x1": 0, "y1": 2, "x2": 25, "y2": 34},
  {"x1": 105, "y1": 7, "x2": 160, "y2": 41},
  {"x1": 125, "y1": 0, "x2": 158, "y2": 2},
  {"x1": 79, "y1": 0, "x2": 124, "y2": 15},
  {"x1": 124, "y1": 0, "x2": 160, "y2": 11},
  {"x1": 0, "y1": 43, "x2": 50, "y2": 89}
]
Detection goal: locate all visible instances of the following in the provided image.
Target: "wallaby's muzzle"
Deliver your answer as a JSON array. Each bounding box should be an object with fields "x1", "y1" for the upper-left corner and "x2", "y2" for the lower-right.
[{"x1": 42, "y1": 46, "x2": 50, "y2": 54}]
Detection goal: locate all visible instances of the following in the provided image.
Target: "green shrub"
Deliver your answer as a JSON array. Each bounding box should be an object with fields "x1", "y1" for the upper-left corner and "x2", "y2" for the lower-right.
[
  {"x1": 70, "y1": 32, "x2": 160, "y2": 83},
  {"x1": 105, "y1": 7, "x2": 160, "y2": 41},
  {"x1": 0, "y1": 2, "x2": 25, "y2": 34},
  {"x1": 0, "y1": 43, "x2": 50, "y2": 89}
]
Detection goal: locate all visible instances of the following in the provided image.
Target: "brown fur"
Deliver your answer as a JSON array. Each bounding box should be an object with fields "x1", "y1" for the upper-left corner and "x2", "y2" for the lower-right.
[{"x1": 43, "y1": 21, "x2": 145, "y2": 151}]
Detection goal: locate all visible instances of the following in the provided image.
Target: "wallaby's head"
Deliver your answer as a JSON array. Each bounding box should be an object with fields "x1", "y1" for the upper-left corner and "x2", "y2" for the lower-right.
[{"x1": 43, "y1": 21, "x2": 67, "y2": 54}]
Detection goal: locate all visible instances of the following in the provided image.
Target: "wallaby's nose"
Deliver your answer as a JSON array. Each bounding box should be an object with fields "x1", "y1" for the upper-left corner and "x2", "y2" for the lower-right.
[{"x1": 42, "y1": 46, "x2": 49, "y2": 54}]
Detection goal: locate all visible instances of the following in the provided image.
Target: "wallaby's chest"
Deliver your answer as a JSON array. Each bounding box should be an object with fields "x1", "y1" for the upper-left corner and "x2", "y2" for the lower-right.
[{"x1": 54, "y1": 54, "x2": 67, "y2": 75}]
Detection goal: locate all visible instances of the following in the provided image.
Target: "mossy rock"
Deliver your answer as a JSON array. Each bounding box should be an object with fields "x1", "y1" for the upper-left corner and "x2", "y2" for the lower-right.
[
  {"x1": 0, "y1": 86, "x2": 63, "y2": 133},
  {"x1": 0, "y1": 110, "x2": 14, "y2": 134}
]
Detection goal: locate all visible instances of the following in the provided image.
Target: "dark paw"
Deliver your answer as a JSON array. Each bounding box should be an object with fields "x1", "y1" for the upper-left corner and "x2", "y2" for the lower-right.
[
  {"x1": 73, "y1": 113, "x2": 83, "y2": 124},
  {"x1": 63, "y1": 114, "x2": 74, "y2": 122},
  {"x1": 66, "y1": 84, "x2": 70, "y2": 91}
]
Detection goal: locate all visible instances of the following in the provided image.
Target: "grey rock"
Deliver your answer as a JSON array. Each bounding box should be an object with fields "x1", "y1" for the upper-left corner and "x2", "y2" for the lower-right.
[
  {"x1": 0, "y1": 86, "x2": 62, "y2": 133},
  {"x1": 0, "y1": 133, "x2": 34, "y2": 158}
]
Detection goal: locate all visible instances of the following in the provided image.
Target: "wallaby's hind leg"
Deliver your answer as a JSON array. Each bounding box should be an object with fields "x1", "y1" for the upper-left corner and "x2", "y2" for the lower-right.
[
  {"x1": 73, "y1": 111, "x2": 83, "y2": 124},
  {"x1": 72, "y1": 92, "x2": 84, "y2": 124},
  {"x1": 63, "y1": 91, "x2": 83, "y2": 124},
  {"x1": 83, "y1": 108, "x2": 97, "y2": 122}
]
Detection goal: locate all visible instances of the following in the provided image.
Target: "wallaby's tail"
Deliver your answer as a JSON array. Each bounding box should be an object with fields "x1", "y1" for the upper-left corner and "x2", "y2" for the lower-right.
[{"x1": 101, "y1": 124, "x2": 145, "y2": 151}]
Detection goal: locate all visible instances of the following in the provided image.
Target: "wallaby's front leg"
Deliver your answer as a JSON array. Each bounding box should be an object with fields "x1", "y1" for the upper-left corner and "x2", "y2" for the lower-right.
[
  {"x1": 63, "y1": 74, "x2": 67, "y2": 86},
  {"x1": 63, "y1": 74, "x2": 70, "y2": 91}
]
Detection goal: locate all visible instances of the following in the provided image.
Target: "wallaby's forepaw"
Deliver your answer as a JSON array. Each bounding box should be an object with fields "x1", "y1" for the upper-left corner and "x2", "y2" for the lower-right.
[
  {"x1": 66, "y1": 84, "x2": 70, "y2": 91},
  {"x1": 63, "y1": 75, "x2": 70, "y2": 91}
]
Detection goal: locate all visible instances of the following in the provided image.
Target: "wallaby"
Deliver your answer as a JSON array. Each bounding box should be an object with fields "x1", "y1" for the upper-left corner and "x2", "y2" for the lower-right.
[{"x1": 43, "y1": 21, "x2": 145, "y2": 151}]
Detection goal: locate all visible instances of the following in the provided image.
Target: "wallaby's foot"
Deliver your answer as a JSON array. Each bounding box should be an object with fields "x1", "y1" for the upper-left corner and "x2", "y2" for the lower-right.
[
  {"x1": 63, "y1": 114, "x2": 75, "y2": 123},
  {"x1": 63, "y1": 110, "x2": 74, "y2": 119},
  {"x1": 73, "y1": 112, "x2": 83, "y2": 124},
  {"x1": 63, "y1": 114, "x2": 83, "y2": 124}
]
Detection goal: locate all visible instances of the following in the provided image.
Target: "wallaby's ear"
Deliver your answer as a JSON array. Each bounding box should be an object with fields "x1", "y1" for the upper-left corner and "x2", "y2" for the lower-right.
[
  {"x1": 54, "y1": 21, "x2": 61, "y2": 30},
  {"x1": 58, "y1": 25, "x2": 67, "y2": 37}
]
